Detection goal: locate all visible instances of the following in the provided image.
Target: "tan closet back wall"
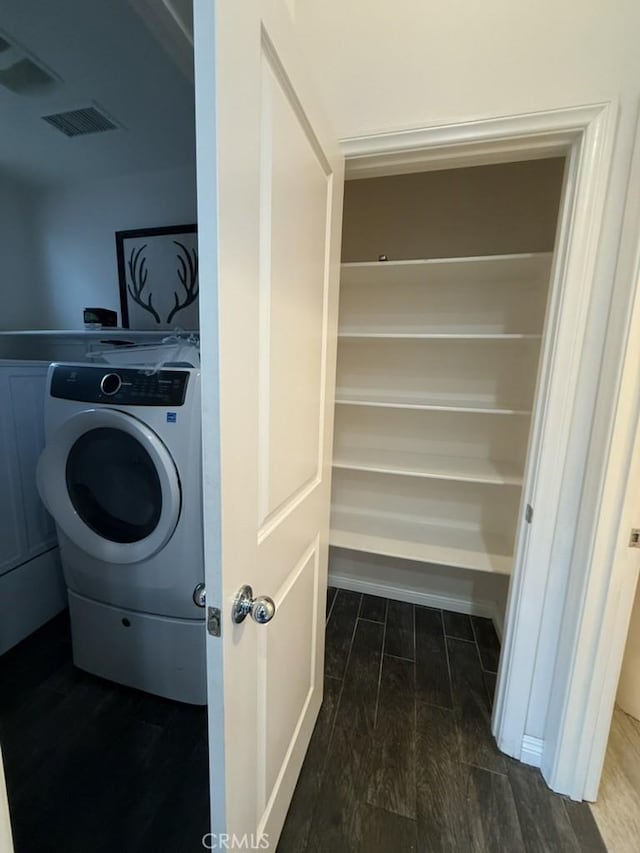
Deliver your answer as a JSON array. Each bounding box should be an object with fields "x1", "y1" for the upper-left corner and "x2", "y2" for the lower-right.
[{"x1": 341, "y1": 158, "x2": 565, "y2": 262}]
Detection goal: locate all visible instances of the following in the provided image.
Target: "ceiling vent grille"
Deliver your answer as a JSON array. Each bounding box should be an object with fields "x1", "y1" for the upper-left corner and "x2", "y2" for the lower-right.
[{"x1": 42, "y1": 106, "x2": 118, "y2": 138}]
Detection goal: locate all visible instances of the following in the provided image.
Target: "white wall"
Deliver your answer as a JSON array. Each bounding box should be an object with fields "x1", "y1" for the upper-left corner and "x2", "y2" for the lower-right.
[
  {"x1": 294, "y1": 1, "x2": 640, "y2": 749},
  {"x1": 294, "y1": 0, "x2": 639, "y2": 142},
  {"x1": 0, "y1": 178, "x2": 43, "y2": 330},
  {"x1": 616, "y1": 579, "x2": 640, "y2": 720},
  {"x1": 35, "y1": 164, "x2": 197, "y2": 329}
]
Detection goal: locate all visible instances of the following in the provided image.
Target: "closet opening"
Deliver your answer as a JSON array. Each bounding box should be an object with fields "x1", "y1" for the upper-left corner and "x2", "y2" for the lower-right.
[{"x1": 328, "y1": 156, "x2": 567, "y2": 683}]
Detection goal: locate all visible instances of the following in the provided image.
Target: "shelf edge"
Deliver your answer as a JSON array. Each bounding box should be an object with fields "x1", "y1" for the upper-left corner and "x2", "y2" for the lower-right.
[
  {"x1": 334, "y1": 398, "x2": 532, "y2": 416},
  {"x1": 332, "y1": 460, "x2": 523, "y2": 486},
  {"x1": 328, "y1": 529, "x2": 513, "y2": 576}
]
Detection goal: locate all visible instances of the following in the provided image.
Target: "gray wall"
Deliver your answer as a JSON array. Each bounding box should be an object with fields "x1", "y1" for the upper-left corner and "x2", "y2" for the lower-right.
[
  {"x1": 0, "y1": 178, "x2": 43, "y2": 330},
  {"x1": 36, "y1": 165, "x2": 197, "y2": 329},
  {"x1": 1, "y1": 165, "x2": 197, "y2": 332}
]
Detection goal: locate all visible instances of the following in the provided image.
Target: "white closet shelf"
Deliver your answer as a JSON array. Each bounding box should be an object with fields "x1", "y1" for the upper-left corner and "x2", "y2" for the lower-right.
[
  {"x1": 335, "y1": 390, "x2": 531, "y2": 416},
  {"x1": 330, "y1": 508, "x2": 513, "y2": 575},
  {"x1": 340, "y1": 252, "x2": 553, "y2": 288},
  {"x1": 337, "y1": 331, "x2": 541, "y2": 340},
  {"x1": 332, "y1": 448, "x2": 523, "y2": 486}
]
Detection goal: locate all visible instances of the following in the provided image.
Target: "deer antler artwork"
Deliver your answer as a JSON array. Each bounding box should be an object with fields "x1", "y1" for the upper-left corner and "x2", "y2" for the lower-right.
[
  {"x1": 167, "y1": 240, "x2": 199, "y2": 324},
  {"x1": 127, "y1": 244, "x2": 161, "y2": 324}
]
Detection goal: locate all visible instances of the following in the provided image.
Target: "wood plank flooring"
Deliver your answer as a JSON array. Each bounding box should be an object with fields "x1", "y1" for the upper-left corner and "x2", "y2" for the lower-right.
[
  {"x1": 591, "y1": 706, "x2": 640, "y2": 852},
  {"x1": 0, "y1": 612, "x2": 208, "y2": 853},
  {"x1": 279, "y1": 588, "x2": 607, "y2": 853},
  {"x1": 0, "y1": 591, "x2": 609, "y2": 852}
]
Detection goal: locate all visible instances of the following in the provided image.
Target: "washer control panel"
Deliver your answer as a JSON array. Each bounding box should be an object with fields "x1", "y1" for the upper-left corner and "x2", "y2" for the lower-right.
[{"x1": 50, "y1": 365, "x2": 189, "y2": 406}]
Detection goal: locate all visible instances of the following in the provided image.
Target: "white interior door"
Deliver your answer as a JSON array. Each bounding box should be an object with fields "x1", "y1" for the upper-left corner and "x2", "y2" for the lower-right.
[{"x1": 194, "y1": 0, "x2": 344, "y2": 845}]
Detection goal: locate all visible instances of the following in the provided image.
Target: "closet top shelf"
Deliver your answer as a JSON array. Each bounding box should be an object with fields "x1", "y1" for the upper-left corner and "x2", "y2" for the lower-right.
[{"x1": 341, "y1": 252, "x2": 553, "y2": 288}]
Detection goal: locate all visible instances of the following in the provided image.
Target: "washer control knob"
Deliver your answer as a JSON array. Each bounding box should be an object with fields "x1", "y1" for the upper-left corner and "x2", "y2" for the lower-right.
[{"x1": 100, "y1": 373, "x2": 122, "y2": 396}]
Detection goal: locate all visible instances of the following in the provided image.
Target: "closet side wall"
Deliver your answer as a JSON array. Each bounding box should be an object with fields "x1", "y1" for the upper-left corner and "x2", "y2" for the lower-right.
[{"x1": 341, "y1": 158, "x2": 565, "y2": 262}]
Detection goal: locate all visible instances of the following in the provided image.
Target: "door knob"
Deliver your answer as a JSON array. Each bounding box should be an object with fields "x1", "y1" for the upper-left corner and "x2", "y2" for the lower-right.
[{"x1": 232, "y1": 585, "x2": 276, "y2": 625}]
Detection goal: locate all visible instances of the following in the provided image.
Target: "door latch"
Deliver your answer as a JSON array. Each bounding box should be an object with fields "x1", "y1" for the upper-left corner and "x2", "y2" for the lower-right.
[
  {"x1": 629, "y1": 529, "x2": 640, "y2": 548},
  {"x1": 207, "y1": 606, "x2": 221, "y2": 637},
  {"x1": 525, "y1": 504, "x2": 534, "y2": 524}
]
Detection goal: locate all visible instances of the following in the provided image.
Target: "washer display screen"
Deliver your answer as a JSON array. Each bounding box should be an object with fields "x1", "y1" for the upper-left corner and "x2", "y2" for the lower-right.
[{"x1": 66, "y1": 427, "x2": 162, "y2": 543}]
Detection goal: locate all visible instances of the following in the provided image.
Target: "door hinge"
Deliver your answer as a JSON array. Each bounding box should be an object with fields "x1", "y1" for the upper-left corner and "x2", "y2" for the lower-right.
[
  {"x1": 629, "y1": 529, "x2": 640, "y2": 548},
  {"x1": 207, "y1": 606, "x2": 221, "y2": 637},
  {"x1": 525, "y1": 504, "x2": 534, "y2": 524}
]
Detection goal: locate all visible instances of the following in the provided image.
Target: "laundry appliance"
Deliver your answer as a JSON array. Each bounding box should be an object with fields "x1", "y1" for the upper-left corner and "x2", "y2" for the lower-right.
[{"x1": 37, "y1": 362, "x2": 206, "y2": 704}]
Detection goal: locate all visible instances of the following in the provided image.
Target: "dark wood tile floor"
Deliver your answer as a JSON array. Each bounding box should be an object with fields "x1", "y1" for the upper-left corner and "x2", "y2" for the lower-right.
[
  {"x1": 0, "y1": 593, "x2": 608, "y2": 853},
  {"x1": 278, "y1": 588, "x2": 607, "y2": 853},
  {"x1": 0, "y1": 611, "x2": 208, "y2": 853}
]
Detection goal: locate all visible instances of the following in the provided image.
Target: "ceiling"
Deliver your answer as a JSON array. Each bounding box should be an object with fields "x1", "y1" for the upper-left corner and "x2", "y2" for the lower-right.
[{"x1": 0, "y1": 0, "x2": 195, "y2": 189}]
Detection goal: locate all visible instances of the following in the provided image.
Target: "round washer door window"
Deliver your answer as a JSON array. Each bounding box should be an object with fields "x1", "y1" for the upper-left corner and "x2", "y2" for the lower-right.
[
  {"x1": 37, "y1": 408, "x2": 182, "y2": 564},
  {"x1": 66, "y1": 427, "x2": 163, "y2": 544}
]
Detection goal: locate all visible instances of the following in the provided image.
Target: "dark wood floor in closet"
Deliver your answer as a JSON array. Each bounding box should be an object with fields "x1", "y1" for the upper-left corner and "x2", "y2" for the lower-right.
[
  {"x1": 0, "y1": 593, "x2": 607, "y2": 853},
  {"x1": 278, "y1": 588, "x2": 607, "y2": 853}
]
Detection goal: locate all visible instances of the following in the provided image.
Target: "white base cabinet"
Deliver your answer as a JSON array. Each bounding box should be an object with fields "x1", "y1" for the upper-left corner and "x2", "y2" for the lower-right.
[{"x1": 0, "y1": 361, "x2": 64, "y2": 654}]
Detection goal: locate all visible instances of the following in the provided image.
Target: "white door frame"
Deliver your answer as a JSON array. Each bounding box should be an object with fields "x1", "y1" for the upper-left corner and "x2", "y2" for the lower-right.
[
  {"x1": 341, "y1": 101, "x2": 630, "y2": 799},
  {"x1": 542, "y1": 109, "x2": 640, "y2": 800}
]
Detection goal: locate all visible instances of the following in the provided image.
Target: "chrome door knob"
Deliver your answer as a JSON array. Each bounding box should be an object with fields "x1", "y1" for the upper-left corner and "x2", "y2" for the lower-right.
[
  {"x1": 232, "y1": 584, "x2": 276, "y2": 625},
  {"x1": 252, "y1": 596, "x2": 276, "y2": 624}
]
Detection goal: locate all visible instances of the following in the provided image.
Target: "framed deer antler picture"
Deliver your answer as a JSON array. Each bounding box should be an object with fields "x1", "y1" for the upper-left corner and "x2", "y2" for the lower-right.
[{"x1": 115, "y1": 224, "x2": 199, "y2": 330}]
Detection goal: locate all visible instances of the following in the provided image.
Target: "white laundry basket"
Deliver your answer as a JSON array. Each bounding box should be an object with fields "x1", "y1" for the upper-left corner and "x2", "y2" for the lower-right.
[{"x1": 88, "y1": 340, "x2": 200, "y2": 369}]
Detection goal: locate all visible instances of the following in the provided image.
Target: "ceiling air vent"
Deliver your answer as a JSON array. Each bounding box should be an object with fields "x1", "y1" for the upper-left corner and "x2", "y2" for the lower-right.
[
  {"x1": 42, "y1": 106, "x2": 118, "y2": 138},
  {"x1": 0, "y1": 59, "x2": 55, "y2": 94}
]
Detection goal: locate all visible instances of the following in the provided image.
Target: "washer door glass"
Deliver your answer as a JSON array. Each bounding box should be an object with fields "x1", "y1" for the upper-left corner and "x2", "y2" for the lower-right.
[
  {"x1": 66, "y1": 427, "x2": 162, "y2": 543},
  {"x1": 37, "y1": 407, "x2": 182, "y2": 565}
]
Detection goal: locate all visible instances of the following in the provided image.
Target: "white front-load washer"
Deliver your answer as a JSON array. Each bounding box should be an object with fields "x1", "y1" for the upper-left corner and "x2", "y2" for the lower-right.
[{"x1": 37, "y1": 362, "x2": 206, "y2": 704}]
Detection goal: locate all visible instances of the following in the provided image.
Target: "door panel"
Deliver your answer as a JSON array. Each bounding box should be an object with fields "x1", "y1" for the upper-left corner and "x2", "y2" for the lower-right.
[
  {"x1": 259, "y1": 51, "x2": 331, "y2": 527},
  {"x1": 263, "y1": 542, "x2": 318, "y2": 794},
  {"x1": 194, "y1": 0, "x2": 344, "y2": 846}
]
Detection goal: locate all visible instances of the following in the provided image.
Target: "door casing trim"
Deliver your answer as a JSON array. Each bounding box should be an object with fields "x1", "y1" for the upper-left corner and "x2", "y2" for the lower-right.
[{"x1": 340, "y1": 101, "x2": 638, "y2": 799}]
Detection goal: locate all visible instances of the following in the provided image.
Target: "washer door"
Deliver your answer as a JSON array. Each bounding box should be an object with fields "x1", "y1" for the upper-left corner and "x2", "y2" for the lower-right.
[{"x1": 37, "y1": 408, "x2": 181, "y2": 564}]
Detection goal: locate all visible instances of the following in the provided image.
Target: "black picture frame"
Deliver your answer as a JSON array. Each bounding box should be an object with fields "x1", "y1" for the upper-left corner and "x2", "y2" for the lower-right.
[{"x1": 115, "y1": 223, "x2": 198, "y2": 330}]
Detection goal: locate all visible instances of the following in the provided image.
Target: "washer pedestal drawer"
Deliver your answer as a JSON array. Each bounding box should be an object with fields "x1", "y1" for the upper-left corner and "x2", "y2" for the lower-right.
[{"x1": 68, "y1": 590, "x2": 207, "y2": 705}]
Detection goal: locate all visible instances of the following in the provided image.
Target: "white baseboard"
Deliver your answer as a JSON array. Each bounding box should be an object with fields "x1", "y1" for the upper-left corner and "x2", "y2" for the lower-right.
[
  {"x1": 328, "y1": 547, "x2": 508, "y2": 636},
  {"x1": 519, "y1": 735, "x2": 544, "y2": 767},
  {"x1": 329, "y1": 570, "x2": 499, "y2": 620}
]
